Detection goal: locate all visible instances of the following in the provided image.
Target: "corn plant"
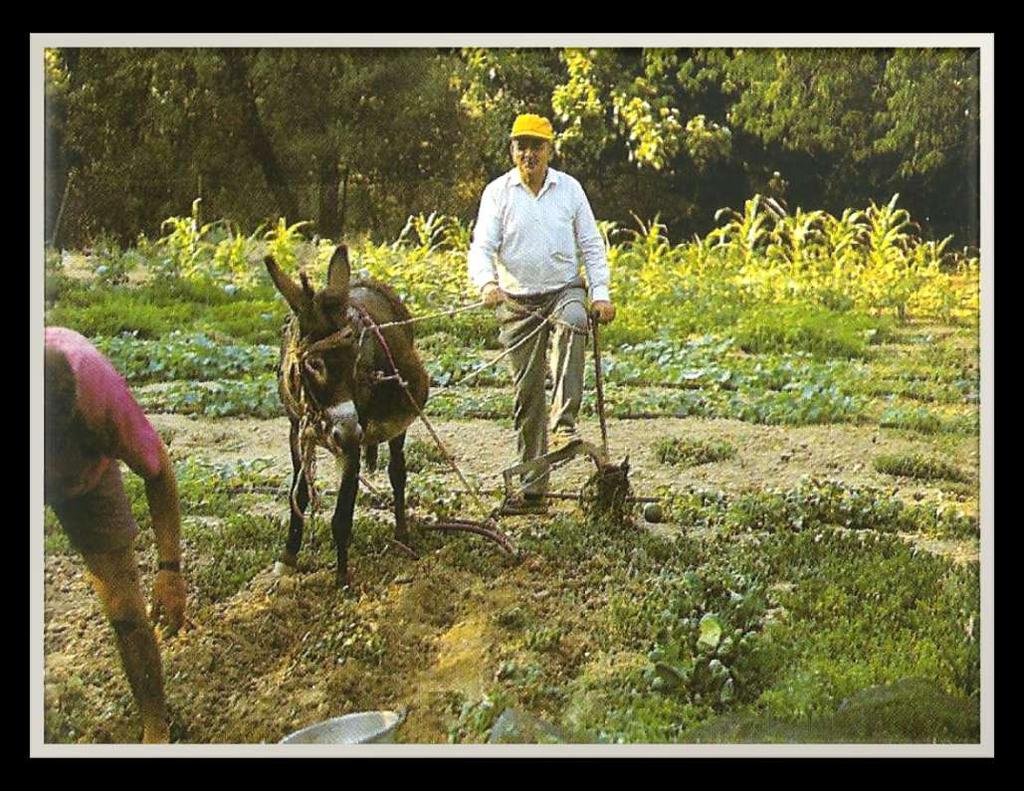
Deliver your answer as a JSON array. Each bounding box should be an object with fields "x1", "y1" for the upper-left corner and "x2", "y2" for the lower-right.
[
  {"x1": 393, "y1": 211, "x2": 448, "y2": 256},
  {"x1": 863, "y1": 195, "x2": 920, "y2": 320},
  {"x1": 156, "y1": 198, "x2": 218, "y2": 280},
  {"x1": 626, "y1": 213, "x2": 673, "y2": 263},
  {"x1": 263, "y1": 217, "x2": 311, "y2": 274},
  {"x1": 824, "y1": 209, "x2": 868, "y2": 267},
  {"x1": 212, "y1": 223, "x2": 266, "y2": 287},
  {"x1": 821, "y1": 208, "x2": 869, "y2": 302},
  {"x1": 766, "y1": 209, "x2": 829, "y2": 301},
  {"x1": 688, "y1": 231, "x2": 725, "y2": 278},
  {"x1": 441, "y1": 215, "x2": 474, "y2": 253},
  {"x1": 711, "y1": 195, "x2": 772, "y2": 264},
  {"x1": 906, "y1": 238, "x2": 976, "y2": 322},
  {"x1": 612, "y1": 213, "x2": 678, "y2": 311}
]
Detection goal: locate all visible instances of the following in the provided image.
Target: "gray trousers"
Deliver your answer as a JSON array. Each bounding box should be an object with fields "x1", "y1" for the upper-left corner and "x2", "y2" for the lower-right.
[{"x1": 496, "y1": 284, "x2": 590, "y2": 495}]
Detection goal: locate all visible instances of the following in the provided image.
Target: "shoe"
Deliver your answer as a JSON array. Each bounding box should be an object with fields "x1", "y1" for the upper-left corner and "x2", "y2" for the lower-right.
[{"x1": 500, "y1": 494, "x2": 550, "y2": 515}]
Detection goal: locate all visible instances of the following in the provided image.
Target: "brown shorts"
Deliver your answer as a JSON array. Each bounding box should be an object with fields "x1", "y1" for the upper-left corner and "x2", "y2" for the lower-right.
[{"x1": 48, "y1": 463, "x2": 139, "y2": 554}]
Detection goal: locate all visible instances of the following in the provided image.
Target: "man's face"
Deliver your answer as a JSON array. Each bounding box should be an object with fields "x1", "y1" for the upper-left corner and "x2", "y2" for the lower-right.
[{"x1": 511, "y1": 136, "x2": 553, "y2": 182}]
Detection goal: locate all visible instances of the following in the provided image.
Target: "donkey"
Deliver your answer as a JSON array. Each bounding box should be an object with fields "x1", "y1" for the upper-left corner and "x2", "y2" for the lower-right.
[{"x1": 265, "y1": 245, "x2": 430, "y2": 587}]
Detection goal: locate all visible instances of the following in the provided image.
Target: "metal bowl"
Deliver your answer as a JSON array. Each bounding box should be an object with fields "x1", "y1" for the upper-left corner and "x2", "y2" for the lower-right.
[{"x1": 280, "y1": 710, "x2": 406, "y2": 744}]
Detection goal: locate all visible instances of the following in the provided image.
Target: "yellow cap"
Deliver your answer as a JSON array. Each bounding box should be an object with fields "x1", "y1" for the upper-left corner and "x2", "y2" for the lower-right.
[{"x1": 510, "y1": 114, "x2": 554, "y2": 141}]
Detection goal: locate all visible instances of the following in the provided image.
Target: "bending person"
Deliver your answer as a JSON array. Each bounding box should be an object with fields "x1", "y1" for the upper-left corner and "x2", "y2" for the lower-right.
[{"x1": 44, "y1": 326, "x2": 186, "y2": 743}]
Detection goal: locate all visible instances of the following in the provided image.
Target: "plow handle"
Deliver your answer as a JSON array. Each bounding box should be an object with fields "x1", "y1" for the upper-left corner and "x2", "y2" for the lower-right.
[{"x1": 591, "y1": 311, "x2": 610, "y2": 461}]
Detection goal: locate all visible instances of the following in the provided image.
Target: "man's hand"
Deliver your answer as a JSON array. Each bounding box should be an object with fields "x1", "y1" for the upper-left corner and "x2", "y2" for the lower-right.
[
  {"x1": 481, "y1": 283, "x2": 508, "y2": 308},
  {"x1": 150, "y1": 570, "x2": 186, "y2": 636},
  {"x1": 592, "y1": 300, "x2": 616, "y2": 324}
]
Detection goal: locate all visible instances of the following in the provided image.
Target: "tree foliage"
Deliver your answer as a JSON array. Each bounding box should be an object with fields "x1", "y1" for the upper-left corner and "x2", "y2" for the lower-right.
[{"x1": 45, "y1": 46, "x2": 980, "y2": 249}]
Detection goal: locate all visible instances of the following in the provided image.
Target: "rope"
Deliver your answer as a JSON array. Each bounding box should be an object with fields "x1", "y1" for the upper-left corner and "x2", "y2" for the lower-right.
[
  {"x1": 428, "y1": 295, "x2": 589, "y2": 390},
  {"x1": 503, "y1": 294, "x2": 591, "y2": 335},
  {"x1": 371, "y1": 300, "x2": 485, "y2": 329},
  {"x1": 352, "y1": 303, "x2": 495, "y2": 519},
  {"x1": 279, "y1": 316, "x2": 352, "y2": 523},
  {"x1": 365, "y1": 292, "x2": 598, "y2": 517},
  {"x1": 277, "y1": 286, "x2": 604, "y2": 525},
  {"x1": 366, "y1": 294, "x2": 585, "y2": 335},
  {"x1": 434, "y1": 314, "x2": 550, "y2": 389}
]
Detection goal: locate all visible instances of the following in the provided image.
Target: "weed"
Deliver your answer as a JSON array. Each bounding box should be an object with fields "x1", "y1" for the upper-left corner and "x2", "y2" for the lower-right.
[
  {"x1": 873, "y1": 454, "x2": 970, "y2": 483},
  {"x1": 655, "y1": 437, "x2": 737, "y2": 467}
]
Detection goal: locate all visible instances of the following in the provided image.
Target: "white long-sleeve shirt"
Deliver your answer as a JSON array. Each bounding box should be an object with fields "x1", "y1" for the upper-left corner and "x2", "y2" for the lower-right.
[{"x1": 467, "y1": 167, "x2": 611, "y2": 303}]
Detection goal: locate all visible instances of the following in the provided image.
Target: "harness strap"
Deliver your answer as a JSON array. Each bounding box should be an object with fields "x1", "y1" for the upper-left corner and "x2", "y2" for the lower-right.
[{"x1": 352, "y1": 304, "x2": 407, "y2": 386}]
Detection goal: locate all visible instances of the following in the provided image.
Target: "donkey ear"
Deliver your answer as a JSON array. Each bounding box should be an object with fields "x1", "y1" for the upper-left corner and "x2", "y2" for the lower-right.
[
  {"x1": 327, "y1": 245, "x2": 351, "y2": 296},
  {"x1": 264, "y1": 256, "x2": 306, "y2": 313},
  {"x1": 299, "y1": 270, "x2": 316, "y2": 300}
]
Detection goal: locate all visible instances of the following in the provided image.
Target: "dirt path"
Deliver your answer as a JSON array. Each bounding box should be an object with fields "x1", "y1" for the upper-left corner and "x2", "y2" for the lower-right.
[{"x1": 150, "y1": 412, "x2": 980, "y2": 519}]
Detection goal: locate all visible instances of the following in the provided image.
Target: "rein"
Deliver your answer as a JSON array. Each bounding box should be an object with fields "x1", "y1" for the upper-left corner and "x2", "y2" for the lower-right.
[{"x1": 279, "y1": 299, "x2": 514, "y2": 554}]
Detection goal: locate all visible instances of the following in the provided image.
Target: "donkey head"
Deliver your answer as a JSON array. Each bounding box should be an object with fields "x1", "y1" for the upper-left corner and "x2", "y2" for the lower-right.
[{"x1": 265, "y1": 245, "x2": 363, "y2": 448}]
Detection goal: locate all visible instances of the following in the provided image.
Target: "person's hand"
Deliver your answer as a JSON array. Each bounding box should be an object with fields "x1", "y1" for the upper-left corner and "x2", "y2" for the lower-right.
[
  {"x1": 591, "y1": 300, "x2": 616, "y2": 324},
  {"x1": 481, "y1": 283, "x2": 508, "y2": 308},
  {"x1": 150, "y1": 569, "x2": 187, "y2": 636}
]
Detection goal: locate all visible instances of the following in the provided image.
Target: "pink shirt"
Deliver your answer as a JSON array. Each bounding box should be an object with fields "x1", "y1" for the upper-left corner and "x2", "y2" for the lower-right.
[{"x1": 45, "y1": 327, "x2": 164, "y2": 499}]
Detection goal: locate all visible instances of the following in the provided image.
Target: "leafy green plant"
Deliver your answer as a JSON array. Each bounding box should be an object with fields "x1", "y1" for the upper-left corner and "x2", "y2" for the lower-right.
[
  {"x1": 89, "y1": 233, "x2": 138, "y2": 285},
  {"x1": 655, "y1": 437, "x2": 737, "y2": 467},
  {"x1": 44, "y1": 247, "x2": 69, "y2": 303},
  {"x1": 879, "y1": 405, "x2": 946, "y2": 434},
  {"x1": 136, "y1": 376, "x2": 282, "y2": 418},
  {"x1": 447, "y1": 691, "x2": 510, "y2": 743},
  {"x1": 93, "y1": 332, "x2": 278, "y2": 384},
  {"x1": 403, "y1": 438, "x2": 451, "y2": 473},
  {"x1": 873, "y1": 454, "x2": 970, "y2": 483},
  {"x1": 754, "y1": 530, "x2": 979, "y2": 721},
  {"x1": 47, "y1": 294, "x2": 197, "y2": 339}
]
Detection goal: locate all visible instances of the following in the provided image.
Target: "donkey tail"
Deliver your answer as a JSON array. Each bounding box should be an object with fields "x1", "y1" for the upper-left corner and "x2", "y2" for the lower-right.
[{"x1": 363, "y1": 443, "x2": 380, "y2": 474}]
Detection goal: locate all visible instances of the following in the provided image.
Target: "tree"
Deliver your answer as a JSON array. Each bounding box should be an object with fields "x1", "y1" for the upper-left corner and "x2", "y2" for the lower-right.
[
  {"x1": 51, "y1": 48, "x2": 484, "y2": 245},
  {"x1": 49, "y1": 46, "x2": 982, "y2": 248}
]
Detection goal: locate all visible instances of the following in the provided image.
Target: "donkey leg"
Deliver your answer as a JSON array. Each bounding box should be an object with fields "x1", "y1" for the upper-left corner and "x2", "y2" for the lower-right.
[
  {"x1": 388, "y1": 432, "x2": 410, "y2": 544},
  {"x1": 331, "y1": 444, "x2": 361, "y2": 588},
  {"x1": 275, "y1": 421, "x2": 309, "y2": 576}
]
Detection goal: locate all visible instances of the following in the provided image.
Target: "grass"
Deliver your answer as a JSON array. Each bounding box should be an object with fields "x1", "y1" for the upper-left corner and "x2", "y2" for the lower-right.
[
  {"x1": 873, "y1": 453, "x2": 971, "y2": 483},
  {"x1": 655, "y1": 437, "x2": 737, "y2": 467},
  {"x1": 45, "y1": 449, "x2": 980, "y2": 744},
  {"x1": 732, "y1": 304, "x2": 891, "y2": 360},
  {"x1": 46, "y1": 279, "x2": 286, "y2": 345}
]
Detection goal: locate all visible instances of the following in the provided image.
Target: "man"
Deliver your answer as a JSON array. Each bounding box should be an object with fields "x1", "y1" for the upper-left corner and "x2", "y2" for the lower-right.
[
  {"x1": 468, "y1": 113, "x2": 616, "y2": 513},
  {"x1": 44, "y1": 326, "x2": 186, "y2": 743}
]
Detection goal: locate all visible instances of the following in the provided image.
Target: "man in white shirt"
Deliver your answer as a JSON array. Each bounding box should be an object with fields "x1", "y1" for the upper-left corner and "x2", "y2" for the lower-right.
[{"x1": 468, "y1": 113, "x2": 617, "y2": 513}]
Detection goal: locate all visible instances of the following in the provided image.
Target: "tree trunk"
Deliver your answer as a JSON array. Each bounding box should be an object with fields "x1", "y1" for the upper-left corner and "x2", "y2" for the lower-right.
[
  {"x1": 45, "y1": 48, "x2": 78, "y2": 247},
  {"x1": 316, "y1": 156, "x2": 341, "y2": 240},
  {"x1": 339, "y1": 167, "x2": 351, "y2": 240},
  {"x1": 219, "y1": 49, "x2": 301, "y2": 224},
  {"x1": 44, "y1": 102, "x2": 66, "y2": 246}
]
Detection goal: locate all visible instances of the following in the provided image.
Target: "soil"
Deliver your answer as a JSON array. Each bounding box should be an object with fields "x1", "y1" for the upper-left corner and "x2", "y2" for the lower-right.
[
  {"x1": 149, "y1": 411, "x2": 980, "y2": 520},
  {"x1": 42, "y1": 411, "x2": 979, "y2": 745}
]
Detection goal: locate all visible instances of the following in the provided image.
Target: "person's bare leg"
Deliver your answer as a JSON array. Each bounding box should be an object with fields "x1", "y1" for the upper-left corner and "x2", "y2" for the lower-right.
[{"x1": 82, "y1": 546, "x2": 170, "y2": 743}]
